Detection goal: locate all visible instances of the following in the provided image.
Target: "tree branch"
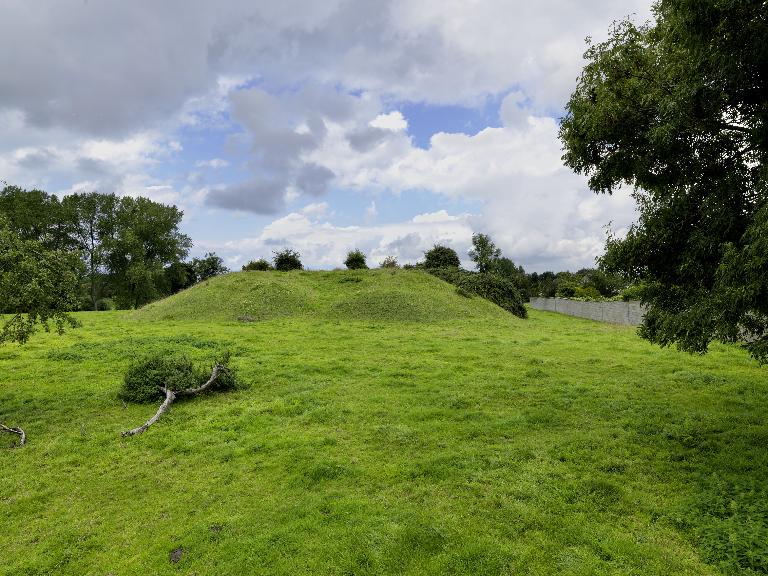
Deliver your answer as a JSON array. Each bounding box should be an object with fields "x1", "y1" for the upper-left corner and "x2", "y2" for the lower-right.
[
  {"x1": 121, "y1": 364, "x2": 227, "y2": 437},
  {"x1": 717, "y1": 121, "x2": 752, "y2": 135},
  {"x1": 121, "y1": 387, "x2": 176, "y2": 437},
  {"x1": 1, "y1": 423, "x2": 26, "y2": 447},
  {"x1": 176, "y1": 364, "x2": 229, "y2": 396}
]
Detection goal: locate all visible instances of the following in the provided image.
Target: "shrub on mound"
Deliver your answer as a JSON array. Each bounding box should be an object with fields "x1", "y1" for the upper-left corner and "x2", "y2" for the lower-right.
[
  {"x1": 427, "y1": 268, "x2": 527, "y2": 319},
  {"x1": 379, "y1": 255, "x2": 399, "y2": 269},
  {"x1": 242, "y1": 258, "x2": 272, "y2": 271},
  {"x1": 273, "y1": 249, "x2": 303, "y2": 271},
  {"x1": 344, "y1": 249, "x2": 368, "y2": 270},
  {"x1": 120, "y1": 351, "x2": 240, "y2": 403},
  {"x1": 424, "y1": 244, "x2": 460, "y2": 269}
]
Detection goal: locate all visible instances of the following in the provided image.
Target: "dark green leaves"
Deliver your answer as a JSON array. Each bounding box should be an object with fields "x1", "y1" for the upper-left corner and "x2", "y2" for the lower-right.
[{"x1": 561, "y1": 1, "x2": 768, "y2": 362}]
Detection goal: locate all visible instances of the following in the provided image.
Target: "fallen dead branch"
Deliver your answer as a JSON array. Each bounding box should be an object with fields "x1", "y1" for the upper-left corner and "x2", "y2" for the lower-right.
[
  {"x1": 1, "y1": 423, "x2": 26, "y2": 447},
  {"x1": 121, "y1": 363, "x2": 229, "y2": 437}
]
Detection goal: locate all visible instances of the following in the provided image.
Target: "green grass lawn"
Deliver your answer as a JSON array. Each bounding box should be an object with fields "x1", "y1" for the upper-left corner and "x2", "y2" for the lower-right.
[{"x1": 1, "y1": 271, "x2": 767, "y2": 575}]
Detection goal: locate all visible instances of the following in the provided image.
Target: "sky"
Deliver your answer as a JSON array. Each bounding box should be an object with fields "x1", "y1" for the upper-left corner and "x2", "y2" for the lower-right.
[{"x1": 0, "y1": 0, "x2": 654, "y2": 272}]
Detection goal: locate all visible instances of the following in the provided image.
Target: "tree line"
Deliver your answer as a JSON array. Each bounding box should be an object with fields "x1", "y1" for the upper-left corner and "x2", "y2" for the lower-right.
[
  {"x1": 0, "y1": 185, "x2": 228, "y2": 311},
  {"x1": 241, "y1": 233, "x2": 630, "y2": 303}
]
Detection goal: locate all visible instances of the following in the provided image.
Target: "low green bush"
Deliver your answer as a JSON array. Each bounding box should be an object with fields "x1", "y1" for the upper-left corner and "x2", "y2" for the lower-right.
[
  {"x1": 119, "y1": 351, "x2": 240, "y2": 403},
  {"x1": 242, "y1": 258, "x2": 272, "y2": 271},
  {"x1": 423, "y1": 245, "x2": 460, "y2": 269},
  {"x1": 273, "y1": 249, "x2": 303, "y2": 271},
  {"x1": 573, "y1": 286, "x2": 602, "y2": 300},
  {"x1": 428, "y1": 268, "x2": 527, "y2": 318},
  {"x1": 620, "y1": 283, "x2": 645, "y2": 301},
  {"x1": 96, "y1": 298, "x2": 115, "y2": 311},
  {"x1": 556, "y1": 283, "x2": 577, "y2": 297},
  {"x1": 344, "y1": 249, "x2": 368, "y2": 270}
]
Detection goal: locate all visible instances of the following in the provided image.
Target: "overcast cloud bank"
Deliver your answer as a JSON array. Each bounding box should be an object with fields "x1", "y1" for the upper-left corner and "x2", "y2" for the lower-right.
[{"x1": 0, "y1": 0, "x2": 652, "y2": 271}]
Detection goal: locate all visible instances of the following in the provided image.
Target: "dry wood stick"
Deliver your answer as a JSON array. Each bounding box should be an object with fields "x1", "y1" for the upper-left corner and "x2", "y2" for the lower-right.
[{"x1": 1, "y1": 423, "x2": 26, "y2": 447}]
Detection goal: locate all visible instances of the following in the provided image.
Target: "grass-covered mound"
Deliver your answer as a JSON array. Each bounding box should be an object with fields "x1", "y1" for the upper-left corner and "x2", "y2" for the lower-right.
[{"x1": 133, "y1": 269, "x2": 512, "y2": 323}]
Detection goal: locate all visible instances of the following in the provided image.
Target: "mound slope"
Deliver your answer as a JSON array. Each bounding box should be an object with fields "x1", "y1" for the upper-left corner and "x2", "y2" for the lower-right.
[{"x1": 133, "y1": 269, "x2": 512, "y2": 323}]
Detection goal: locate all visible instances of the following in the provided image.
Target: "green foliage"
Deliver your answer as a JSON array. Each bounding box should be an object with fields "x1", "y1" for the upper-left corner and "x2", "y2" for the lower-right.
[
  {"x1": 192, "y1": 252, "x2": 228, "y2": 281},
  {"x1": 0, "y1": 185, "x2": 192, "y2": 311},
  {"x1": 109, "y1": 196, "x2": 192, "y2": 309},
  {"x1": 0, "y1": 218, "x2": 81, "y2": 344},
  {"x1": 559, "y1": 2, "x2": 768, "y2": 362},
  {"x1": 120, "y1": 354, "x2": 198, "y2": 403},
  {"x1": 528, "y1": 268, "x2": 626, "y2": 299},
  {"x1": 619, "y1": 283, "x2": 645, "y2": 302},
  {"x1": 61, "y1": 191, "x2": 118, "y2": 310},
  {"x1": 163, "y1": 261, "x2": 196, "y2": 294},
  {"x1": 710, "y1": 204, "x2": 768, "y2": 363},
  {"x1": 493, "y1": 257, "x2": 529, "y2": 297},
  {"x1": 344, "y1": 249, "x2": 368, "y2": 270},
  {"x1": 0, "y1": 185, "x2": 69, "y2": 250},
  {"x1": 428, "y1": 268, "x2": 527, "y2": 319},
  {"x1": 556, "y1": 283, "x2": 577, "y2": 298},
  {"x1": 119, "y1": 351, "x2": 240, "y2": 403},
  {"x1": 379, "y1": 255, "x2": 399, "y2": 269},
  {"x1": 242, "y1": 258, "x2": 273, "y2": 271},
  {"x1": 573, "y1": 286, "x2": 602, "y2": 300},
  {"x1": 273, "y1": 249, "x2": 303, "y2": 271},
  {"x1": 468, "y1": 233, "x2": 501, "y2": 273},
  {"x1": 96, "y1": 298, "x2": 115, "y2": 311},
  {"x1": 423, "y1": 244, "x2": 460, "y2": 269}
]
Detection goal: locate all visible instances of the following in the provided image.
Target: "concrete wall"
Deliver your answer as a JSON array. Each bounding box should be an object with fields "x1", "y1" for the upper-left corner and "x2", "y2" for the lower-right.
[{"x1": 529, "y1": 297, "x2": 647, "y2": 325}]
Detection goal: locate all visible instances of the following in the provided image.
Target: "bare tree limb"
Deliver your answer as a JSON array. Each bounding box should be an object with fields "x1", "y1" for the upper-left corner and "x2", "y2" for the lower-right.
[
  {"x1": 121, "y1": 387, "x2": 176, "y2": 437},
  {"x1": 121, "y1": 364, "x2": 227, "y2": 437},
  {"x1": 176, "y1": 364, "x2": 229, "y2": 396},
  {"x1": 1, "y1": 423, "x2": 26, "y2": 447}
]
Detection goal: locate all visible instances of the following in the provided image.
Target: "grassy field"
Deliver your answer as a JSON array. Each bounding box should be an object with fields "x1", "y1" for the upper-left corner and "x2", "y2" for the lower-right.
[{"x1": 1, "y1": 270, "x2": 766, "y2": 575}]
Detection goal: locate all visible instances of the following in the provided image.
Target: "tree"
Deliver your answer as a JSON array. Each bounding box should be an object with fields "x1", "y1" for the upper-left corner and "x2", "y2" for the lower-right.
[
  {"x1": 379, "y1": 255, "x2": 399, "y2": 269},
  {"x1": 273, "y1": 249, "x2": 303, "y2": 271},
  {"x1": 468, "y1": 233, "x2": 501, "y2": 273},
  {"x1": 494, "y1": 257, "x2": 530, "y2": 298},
  {"x1": 0, "y1": 217, "x2": 81, "y2": 446},
  {"x1": 61, "y1": 192, "x2": 118, "y2": 310},
  {"x1": 1, "y1": 186, "x2": 195, "y2": 310},
  {"x1": 163, "y1": 261, "x2": 196, "y2": 294},
  {"x1": 423, "y1": 244, "x2": 460, "y2": 269},
  {"x1": 344, "y1": 249, "x2": 368, "y2": 270},
  {"x1": 0, "y1": 184, "x2": 69, "y2": 250},
  {"x1": 108, "y1": 197, "x2": 191, "y2": 308},
  {"x1": 559, "y1": 1, "x2": 768, "y2": 362},
  {"x1": 192, "y1": 252, "x2": 229, "y2": 281}
]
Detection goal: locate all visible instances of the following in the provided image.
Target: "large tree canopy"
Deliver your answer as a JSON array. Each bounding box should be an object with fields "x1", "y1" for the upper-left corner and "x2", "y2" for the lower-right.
[
  {"x1": 0, "y1": 216, "x2": 81, "y2": 344},
  {"x1": 107, "y1": 196, "x2": 192, "y2": 308},
  {"x1": 559, "y1": 0, "x2": 768, "y2": 362},
  {"x1": 61, "y1": 191, "x2": 118, "y2": 310},
  {"x1": 0, "y1": 185, "x2": 193, "y2": 310}
]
